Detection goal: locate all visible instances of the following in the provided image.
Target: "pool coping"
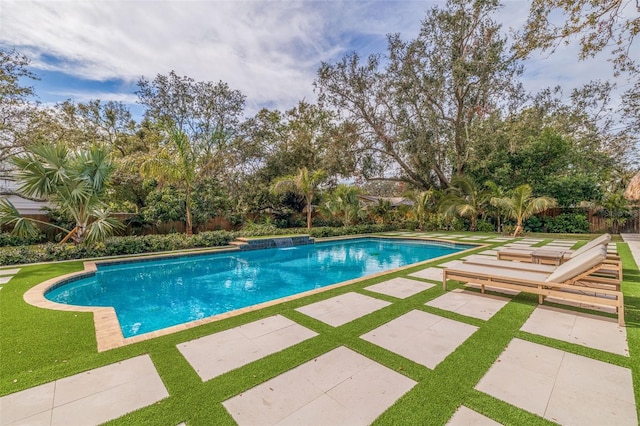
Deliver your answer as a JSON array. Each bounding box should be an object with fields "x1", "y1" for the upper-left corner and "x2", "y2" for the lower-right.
[{"x1": 23, "y1": 235, "x2": 485, "y2": 352}]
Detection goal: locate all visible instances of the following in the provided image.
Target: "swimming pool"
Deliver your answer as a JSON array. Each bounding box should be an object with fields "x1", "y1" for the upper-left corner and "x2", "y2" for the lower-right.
[{"x1": 45, "y1": 237, "x2": 473, "y2": 338}]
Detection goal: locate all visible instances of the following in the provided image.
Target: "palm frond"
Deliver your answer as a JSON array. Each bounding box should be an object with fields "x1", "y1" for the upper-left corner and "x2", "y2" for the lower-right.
[
  {"x1": 84, "y1": 209, "x2": 125, "y2": 244},
  {"x1": 0, "y1": 199, "x2": 41, "y2": 238}
]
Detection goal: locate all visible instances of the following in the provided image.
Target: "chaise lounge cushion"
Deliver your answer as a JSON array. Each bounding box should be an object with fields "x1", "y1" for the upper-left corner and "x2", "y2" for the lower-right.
[
  {"x1": 544, "y1": 245, "x2": 607, "y2": 283},
  {"x1": 569, "y1": 234, "x2": 611, "y2": 258}
]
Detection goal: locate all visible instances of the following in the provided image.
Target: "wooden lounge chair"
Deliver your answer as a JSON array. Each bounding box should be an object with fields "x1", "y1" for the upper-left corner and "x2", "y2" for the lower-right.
[
  {"x1": 443, "y1": 245, "x2": 625, "y2": 325},
  {"x1": 464, "y1": 252, "x2": 622, "y2": 284},
  {"x1": 497, "y1": 233, "x2": 610, "y2": 259},
  {"x1": 496, "y1": 234, "x2": 622, "y2": 279}
]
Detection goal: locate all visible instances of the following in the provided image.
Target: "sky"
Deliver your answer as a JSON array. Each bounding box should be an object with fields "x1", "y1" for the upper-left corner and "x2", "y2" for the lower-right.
[{"x1": 0, "y1": 0, "x2": 634, "y2": 121}]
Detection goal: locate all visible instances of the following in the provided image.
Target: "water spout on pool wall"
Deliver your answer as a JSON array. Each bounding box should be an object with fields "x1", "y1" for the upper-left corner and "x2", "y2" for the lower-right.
[
  {"x1": 230, "y1": 235, "x2": 314, "y2": 250},
  {"x1": 274, "y1": 238, "x2": 294, "y2": 248}
]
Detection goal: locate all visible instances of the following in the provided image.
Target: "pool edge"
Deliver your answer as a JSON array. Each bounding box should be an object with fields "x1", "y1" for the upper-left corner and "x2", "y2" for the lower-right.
[{"x1": 23, "y1": 236, "x2": 485, "y2": 352}]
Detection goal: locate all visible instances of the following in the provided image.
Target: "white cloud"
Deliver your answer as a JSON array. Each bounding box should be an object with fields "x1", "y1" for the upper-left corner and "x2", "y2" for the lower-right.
[
  {"x1": 0, "y1": 0, "x2": 628, "y2": 117},
  {"x1": 0, "y1": 1, "x2": 428, "y2": 111}
]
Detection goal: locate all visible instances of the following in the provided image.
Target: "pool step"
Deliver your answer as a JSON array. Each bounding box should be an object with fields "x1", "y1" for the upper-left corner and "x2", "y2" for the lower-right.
[{"x1": 230, "y1": 235, "x2": 315, "y2": 251}]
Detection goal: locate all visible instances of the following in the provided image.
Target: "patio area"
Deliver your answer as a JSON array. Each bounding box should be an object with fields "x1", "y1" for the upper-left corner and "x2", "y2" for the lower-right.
[{"x1": 1, "y1": 233, "x2": 638, "y2": 425}]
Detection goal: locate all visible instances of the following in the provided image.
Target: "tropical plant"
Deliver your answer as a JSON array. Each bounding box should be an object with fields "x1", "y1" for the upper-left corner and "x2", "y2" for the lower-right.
[
  {"x1": 439, "y1": 176, "x2": 490, "y2": 231},
  {"x1": 138, "y1": 127, "x2": 201, "y2": 236},
  {"x1": 484, "y1": 181, "x2": 507, "y2": 233},
  {"x1": 271, "y1": 167, "x2": 327, "y2": 230},
  {"x1": 586, "y1": 192, "x2": 631, "y2": 234},
  {"x1": 0, "y1": 143, "x2": 122, "y2": 244},
  {"x1": 368, "y1": 199, "x2": 393, "y2": 225},
  {"x1": 405, "y1": 189, "x2": 438, "y2": 231},
  {"x1": 491, "y1": 184, "x2": 557, "y2": 237},
  {"x1": 321, "y1": 184, "x2": 363, "y2": 226}
]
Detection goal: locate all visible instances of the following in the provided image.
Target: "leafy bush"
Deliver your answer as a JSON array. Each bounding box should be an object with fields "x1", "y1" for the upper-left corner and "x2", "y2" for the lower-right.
[
  {"x1": 403, "y1": 220, "x2": 419, "y2": 231},
  {"x1": 544, "y1": 213, "x2": 590, "y2": 233},
  {"x1": 524, "y1": 216, "x2": 544, "y2": 233},
  {"x1": 0, "y1": 232, "x2": 47, "y2": 247},
  {"x1": 476, "y1": 220, "x2": 495, "y2": 233}
]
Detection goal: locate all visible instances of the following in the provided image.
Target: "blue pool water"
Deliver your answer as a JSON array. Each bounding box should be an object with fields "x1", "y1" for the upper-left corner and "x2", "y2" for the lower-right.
[{"x1": 46, "y1": 238, "x2": 472, "y2": 337}]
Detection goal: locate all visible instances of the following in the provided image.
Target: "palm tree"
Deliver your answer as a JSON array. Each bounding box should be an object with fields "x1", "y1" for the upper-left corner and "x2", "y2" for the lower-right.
[
  {"x1": 321, "y1": 184, "x2": 363, "y2": 226},
  {"x1": 406, "y1": 189, "x2": 438, "y2": 231},
  {"x1": 138, "y1": 127, "x2": 198, "y2": 236},
  {"x1": 0, "y1": 143, "x2": 122, "y2": 244},
  {"x1": 586, "y1": 192, "x2": 631, "y2": 234},
  {"x1": 439, "y1": 176, "x2": 489, "y2": 231},
  {"x1": 272, "y1": 167, "x2": 327, "y2": 230},
  {"x1": 485, "y1": 181, "x2": 507, "y2": 233},
  {"x1": 368, "y1": 199, "x2": 393, "y2": 225},
  {"x1": 491, "y1": 184, "x2": 556, "y2": 237}
]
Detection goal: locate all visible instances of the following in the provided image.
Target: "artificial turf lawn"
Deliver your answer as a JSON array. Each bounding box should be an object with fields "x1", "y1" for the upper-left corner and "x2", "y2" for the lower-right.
[{"x1": 0, "y1": 232, "x2": 638, "y2": 425}]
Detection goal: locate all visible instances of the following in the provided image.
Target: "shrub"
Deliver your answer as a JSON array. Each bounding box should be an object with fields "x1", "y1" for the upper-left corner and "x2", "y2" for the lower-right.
[
  {"x1": 544, "y1": 213, "x2": 590, "y2": 233},
  {"x1": 524, "y1": 216, "x2": 544, "y2": 233},
  {"x1": 476, "y1": 220, "x2": 495, "y2": 233},
  {"x1": 0, "y1": 232, "x2": 47, "y2": 247}
]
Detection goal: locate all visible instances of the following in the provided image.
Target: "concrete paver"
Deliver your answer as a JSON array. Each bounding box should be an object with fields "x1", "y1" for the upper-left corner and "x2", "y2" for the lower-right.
[
  {"x1": 0, "y1": 355, "x2": 168, "y2": 426},
  {"x1": 0, "y1": 276, "x2": 12, "y2": 284},
  {"x1": 222, "y1": 346, "x2": 416, "y2": 426},
  {"x1": 437, "y1": 260, "x2": 464, "y2": 269},
  {"x1": 520, "y1": 306, "x2": 629, "y2": 356},
  {"x1": 426, "y1": 289, "x2": 510, "y2": 320},
  {"x1": 178, "y1": 315, "x2": 317, "y2": 381},
  {"x1": 478, "y1": 250, "x2": 498, "y2": 256},
  {"x1": 361, "y1": 310, "x2": 478, "y2": 369},
  {"x1": 364, "y1": 277, "x2": 434, "y2": 299},
  {"x1": 447, "y1": 406, "x2": 501, "y2": 425},
  {"x1": 296, "y1": 292, "x2": 390, "y2": 327},
  {"x1": 408, "y1": 267, "x2": 444, "y2": 281},
  {"x1": 0, "y1": 268, "x2": 20, "y2": 276},
  {"x1": 476, "y1": 339, "x2": 637, "y2": 425}
]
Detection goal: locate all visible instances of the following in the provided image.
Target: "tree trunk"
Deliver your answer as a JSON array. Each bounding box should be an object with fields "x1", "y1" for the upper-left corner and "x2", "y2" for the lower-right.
[
  {"x1": 513, "y1": 222, "x2": 523, "y2": 237},
  {"x1": 185, "y1": 186, "x2": 193, "y2": 237},
  {"x1": 306, "y1": 195, "x2": 312, "y2": 230}
]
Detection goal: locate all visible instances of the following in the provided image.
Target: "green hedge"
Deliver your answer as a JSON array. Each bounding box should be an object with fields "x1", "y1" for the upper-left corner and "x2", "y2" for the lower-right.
[
  {"x1": 0, "y1": 233, "x2": 47, "y2": 247},
  {"x1": 0, "y1": 225, "x2": 397, "y2": 265}
]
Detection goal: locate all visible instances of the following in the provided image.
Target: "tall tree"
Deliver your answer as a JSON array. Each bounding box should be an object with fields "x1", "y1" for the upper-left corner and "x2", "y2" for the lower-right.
[
  {"x1": 0, "y1": 48, "x2": 39, "y2": 181},
  {"x1": 137, "y1": 71, "x2": 245, "y2": 177},
  {"x1": 491, "y1": 184, "x2": 556, "y2": 237},
  {"x1": 138, "y1": 127, "x2": 199, "y2": 236},
  {"x1": 316, "y1": 0, "x2": 522, "y2": 189},
  {"x1": 272, "y1": 167, "x2": 327, "y2": 230},
  {"x1": 0, "y1": 143, "x2": 122, "y2": 243},
  {"x1": 516, "y1": 0, "x2": 640, "y2": 74},
  {"x1": 135, "y1": 71, "x2": 245, "y2": 235}
]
